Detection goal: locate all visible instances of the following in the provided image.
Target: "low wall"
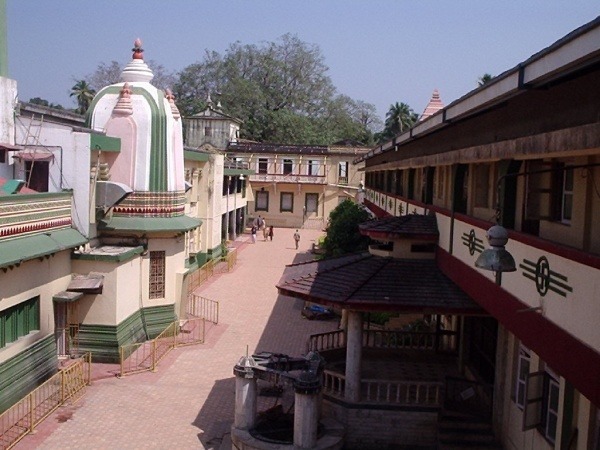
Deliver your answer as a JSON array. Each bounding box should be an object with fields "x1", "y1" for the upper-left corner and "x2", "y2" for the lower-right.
[{"x1": 323, "y1": 398, "x2": 438, "y2": 450}]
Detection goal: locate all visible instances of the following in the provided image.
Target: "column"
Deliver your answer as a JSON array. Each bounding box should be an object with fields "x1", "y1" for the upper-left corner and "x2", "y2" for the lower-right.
[
  {"x1": 233, "y1": 356, "x2": 257, "y2": 430},
  {"x1": 345, "y1": 310, "x2": 363, "y2": 403},
  {"x1": 294, "y1": 372, "x2": 321, "y2": 449}
]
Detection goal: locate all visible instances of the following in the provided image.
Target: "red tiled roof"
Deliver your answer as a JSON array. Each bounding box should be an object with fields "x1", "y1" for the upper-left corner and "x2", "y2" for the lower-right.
[
  {"x1": 0, "y1": 177, "x2": 38, "y2": 195},
  {"x1": 277, "y1": 253, "x2": 484, "y2": 314},
  {"x1": 359, "y1": 214, "x2": 439, "y2": 241}
]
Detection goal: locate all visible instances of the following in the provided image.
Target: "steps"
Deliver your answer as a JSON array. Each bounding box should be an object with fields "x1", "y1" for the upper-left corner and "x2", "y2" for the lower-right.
[{"x1": 438, "y1": 410, "x2": 502, "y2": 450}]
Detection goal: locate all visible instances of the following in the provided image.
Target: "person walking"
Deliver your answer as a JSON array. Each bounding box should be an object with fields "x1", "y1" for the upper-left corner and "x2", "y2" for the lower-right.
[
  {"x1": 268, "y1": 226, "x2": 274, "y2": 241},
  {"x1": 293, "y1": 229, "x2": 300, "y2": 249},
  {"x1": 262, "y1": 218, "x2": 269, "y2": 241},
  {"x1": 251, "y1": 225, "x2": 257, "y2": 243}
]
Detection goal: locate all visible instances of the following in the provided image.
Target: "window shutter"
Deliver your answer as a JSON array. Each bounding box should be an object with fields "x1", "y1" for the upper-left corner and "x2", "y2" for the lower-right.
[{"x1": 523, "y1": 371, "x2": 545, "y2": 430}]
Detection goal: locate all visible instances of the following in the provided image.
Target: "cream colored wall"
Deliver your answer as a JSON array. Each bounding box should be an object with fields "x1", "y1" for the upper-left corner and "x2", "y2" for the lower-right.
[
  {"x1": 0, "y1": 252, "x2": 72, "y2": 362},
  {"x1": 391, "y1": 240, "x2": 435, "y2": 259},
  {"x1": 71, "y1": 259, "x2": 120, "y2": 325}
]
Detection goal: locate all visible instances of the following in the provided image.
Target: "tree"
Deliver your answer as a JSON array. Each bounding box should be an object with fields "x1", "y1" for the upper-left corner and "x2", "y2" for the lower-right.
[
  {"x1": 70, "y1": 80, "x2": 96, "y2": 115},
  {"x1": 85, "y1": 60, "x2": 176, "y2": 92},
  {"x1": 376, "y1": 102, "x2": 418, "y2": 143},
  {"x1": 322, "y1": 200, "x2": 371, "y2": 257},
  {"x1": 478, "y1": 73, "x2": 494, "y2": 86},
  {"x1": 28, "y1": 97, "x2": 64, "y2": 109},
  {"x1": 173, "y1": 34, "x2": 377, "y2": 145}
]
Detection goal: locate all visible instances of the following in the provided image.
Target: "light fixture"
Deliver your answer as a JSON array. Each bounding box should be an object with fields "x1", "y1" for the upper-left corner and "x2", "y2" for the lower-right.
[
  {"x1": 475, "y1": 224, "x2": 516, "y2": 285},
  {"x1": 239, "y1": 174, "x2": 245, "y2": 180}
]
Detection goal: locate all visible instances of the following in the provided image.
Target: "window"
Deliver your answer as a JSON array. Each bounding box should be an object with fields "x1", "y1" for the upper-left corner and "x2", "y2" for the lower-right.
[
  {"x1": 305, "y1": 193, "x2": 318, "y2": 215},
  {"x1": 338, "y1": 162, "x2": 348, "y2": 185},
  {"x1": 25, "y1": 161, "x2": 49, "y2": 192},
  {"x1": 515, "y1": 345, "x2": 531, "y2": 409},
  {"x1": 283, "y1": 159, "x2": 293, "y2": 175},
  {"x1": 561, "y1": 167, "x2": 573, "y2": 222},
  {"x1": 1, "y1": 296, "x2": 40, "y2": 348},
  {"x1": 149, "y1": 251, "x2": 166, "y2": 299},
  {"x1": 523, "y1": 368, "x2": 560, "y2": 445},
  {"x1": 0, "y1": 150, "x2": 5, "y2": 163},
  {"x1": 280, "y1": 192, "x2": 294, "y2": 212},
  {"x1": 256, "y1": 190, "x2": 269, "y2": 211},
  {"x1": 308, "y1": 160, "x2": 319, "y2": 176},
  {"x1": 204, "y1": 126, "x2": 212, "y2": 137},
  {"x1": 395, "y1": 170, "x2": 404, "y2": 196},
  {"x1": 474, "y1": 164, "x2": 491, "y2": 208},
  {"x1": 258, "y1": 158, "x2": 268, "y2": 174}
]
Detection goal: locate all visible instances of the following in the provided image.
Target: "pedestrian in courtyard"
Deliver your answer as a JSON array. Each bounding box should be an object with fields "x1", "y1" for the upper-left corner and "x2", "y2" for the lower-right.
[
  {"x1": 262, "y1": 218, "x2": 269, "y2": 241},
  {"x1": 251, "y1": 225, "x2": 257, "y2": 243},
  {"x1": 293, "y1": 229, "x2": 300, "y2": 249},
  {"x1": 268, "y1": 226, "x2": 274, "y2": 241}
]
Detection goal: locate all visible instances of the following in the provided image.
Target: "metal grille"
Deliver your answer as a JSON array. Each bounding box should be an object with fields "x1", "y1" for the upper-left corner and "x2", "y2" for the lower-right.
[{"x1": 149, "y1": 251, "x2": 165, "y2": 299}]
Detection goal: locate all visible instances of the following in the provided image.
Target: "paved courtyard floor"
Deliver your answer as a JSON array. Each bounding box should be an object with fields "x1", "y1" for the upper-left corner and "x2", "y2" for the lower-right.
[{"x1": 15, "y1": 228, "x2": 338, "y2": 450}]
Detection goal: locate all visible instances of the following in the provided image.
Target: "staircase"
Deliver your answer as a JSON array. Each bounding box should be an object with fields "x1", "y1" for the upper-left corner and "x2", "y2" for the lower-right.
[{"x1": 438, "y1": 410, "x2": 501, "y2": 450}]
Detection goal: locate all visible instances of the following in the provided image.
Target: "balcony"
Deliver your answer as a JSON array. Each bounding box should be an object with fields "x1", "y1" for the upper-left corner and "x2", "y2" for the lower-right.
[{"x1": 249, "y1": 172, "x2": 327, "y2": 185}]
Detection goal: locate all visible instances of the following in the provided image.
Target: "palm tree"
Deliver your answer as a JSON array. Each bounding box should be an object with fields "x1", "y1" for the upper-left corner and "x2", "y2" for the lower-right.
[
  {"x1": 478, "y1": 73, "x2": 494, "y2": 87},
  {"x1": 384, "y1": 102, "x2": 417, "y2": 136},
  {"x1": 70, "y1": 80, "x2": 96, "y2": 115}
]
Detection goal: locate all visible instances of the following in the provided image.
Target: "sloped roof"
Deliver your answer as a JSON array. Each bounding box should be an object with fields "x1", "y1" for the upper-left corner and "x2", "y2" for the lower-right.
[
  {"x1": 277, "y1": 253, "x2": 483, "y2": 314},
  {"x1": 359, "y1": 214, "x2": 439, "y2": 241}
]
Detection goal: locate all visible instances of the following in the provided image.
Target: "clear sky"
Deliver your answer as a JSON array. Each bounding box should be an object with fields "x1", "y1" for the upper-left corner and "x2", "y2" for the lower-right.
[{"x1": 6, "y1": 1, "x2": 600, "y2": 123}]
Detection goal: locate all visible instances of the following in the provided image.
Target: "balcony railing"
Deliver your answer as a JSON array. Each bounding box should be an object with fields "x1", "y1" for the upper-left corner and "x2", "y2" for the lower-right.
[
  {"x1": 249, "y1": 173, "x2": 327, "y2": 184},
  {"x1": 337, "y1": 176, "x2": 348, "y2": 185}
]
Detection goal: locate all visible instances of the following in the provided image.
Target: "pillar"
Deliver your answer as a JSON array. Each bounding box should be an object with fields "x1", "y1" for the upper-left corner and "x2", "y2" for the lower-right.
[
  {"x1": 233, "y1": 356, "x2": 257, "y2": 430},
  {"x1": 294, "y1": 372, "x2": 321, "y2": 449},
  {"x1": 345, "y1": 310, "x2": 363, "y2": 402}
]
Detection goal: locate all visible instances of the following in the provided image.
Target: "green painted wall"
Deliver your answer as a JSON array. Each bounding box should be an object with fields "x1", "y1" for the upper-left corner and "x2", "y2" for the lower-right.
[
  {"x1": 77, "y1": 305, "x2": 176, "y2": 363},
  {"x1": 0, "y1": 335, "x2": 57, "y2": 413}
]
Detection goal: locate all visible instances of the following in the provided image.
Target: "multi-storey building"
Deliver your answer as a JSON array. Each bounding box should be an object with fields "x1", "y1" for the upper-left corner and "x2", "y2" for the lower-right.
[
  {"x1": 275, "y1": 16, "x2": 600, "y2": 450},
  {"x1": 356, "y1": 18, "x2": 600, "y2": 450},
  {"x1": 183, "y1": 101, "x2": 251, "y2": 262},
  {"x1": 226, "y1": 140, "x2": 369, "y2": 230}
]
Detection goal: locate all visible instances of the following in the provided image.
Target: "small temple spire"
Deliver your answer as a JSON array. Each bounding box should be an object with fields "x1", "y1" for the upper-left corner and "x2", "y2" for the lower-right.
[
  {"x1": 165, "y1": 89, "x2": 181, "y2": 120},
  {"x1": 419, "y1": 89, "x2": 444, "y2": 121},
  {"x1": 112, "y1": 82, "x2": 133, "y2": 115},
  {"x1": 121, "y1": 38, "x2": 154, "y2": 83}
]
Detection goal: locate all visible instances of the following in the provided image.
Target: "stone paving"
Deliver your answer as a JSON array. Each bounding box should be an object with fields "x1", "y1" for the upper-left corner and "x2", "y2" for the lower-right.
[{"x1": 15, "y1": 227, "x2": 338, "y2": 450}]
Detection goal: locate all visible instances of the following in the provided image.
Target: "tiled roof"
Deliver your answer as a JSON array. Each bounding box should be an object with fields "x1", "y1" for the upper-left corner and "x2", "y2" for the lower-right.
[
  {"x1": 277, "y1": 253, "x2": 483, "y2": 314},
  {"x1": 359, "y1": 214, "x2": 439, "y2": 240},
  {"x1": 0, "y1": 177, "x2": 37, "y2": 195}
]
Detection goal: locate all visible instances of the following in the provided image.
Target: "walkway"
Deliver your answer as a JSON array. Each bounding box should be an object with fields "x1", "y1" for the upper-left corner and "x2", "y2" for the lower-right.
[{"x1": 15, "y1": 228, "x2": 338, "y2": 450}]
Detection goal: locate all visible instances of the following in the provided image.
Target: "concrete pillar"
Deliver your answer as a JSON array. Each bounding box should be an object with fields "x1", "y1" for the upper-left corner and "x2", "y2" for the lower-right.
[
  {"x1": 345, "y1": 310, "x2": 363, "y2": 402},
  {"x1": 294, "y1": 372, "x2": 321, "y2": 449},
  {"x1": 233, "y1": 356, "x2": 257, "y2": 430}
]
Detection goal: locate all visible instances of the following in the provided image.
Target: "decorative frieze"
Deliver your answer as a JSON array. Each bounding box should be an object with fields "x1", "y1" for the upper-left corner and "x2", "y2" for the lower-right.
[
  {"x1": 0, "y1": 196, "x2": 72, "y2": 241},
  {"x1": 113, "y1": 191, "x2": 186, "y2": 218}
]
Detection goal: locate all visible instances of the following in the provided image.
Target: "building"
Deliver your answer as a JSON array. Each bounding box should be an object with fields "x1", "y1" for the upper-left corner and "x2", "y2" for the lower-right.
[
  {"x1": 276, "y1": 17, "x2": 600, "y2": 450},
  {"x1": 226, "y1": 140, "x2": 370, "y2": 230},
  {"x1": 183, "y1": 100, "x2": 251, "y2": 263}
]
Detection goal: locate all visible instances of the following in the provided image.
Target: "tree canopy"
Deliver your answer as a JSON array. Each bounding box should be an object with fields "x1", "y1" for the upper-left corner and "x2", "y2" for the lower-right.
[
  {"x1": 375, "y1": 102, "x2": 418, "y2": 143},
  {"x1": 173, "y1": 34, "x2": 380, "y2": 145},
  {"x1": 70, "y1": 80, "x2": 95, "y2": 115},
  {"x1": 85, "y1": 60, "x2": 176, "y2": 92},
  {"x1": 478, "y1": 73, "x2": 494, "y2": 86},
  {"x1": 322, "y1": 200, "x2": 371, "y2": 257},
  {"x1": 28, "y1": 97, "x2": 64, "y2": 110}
]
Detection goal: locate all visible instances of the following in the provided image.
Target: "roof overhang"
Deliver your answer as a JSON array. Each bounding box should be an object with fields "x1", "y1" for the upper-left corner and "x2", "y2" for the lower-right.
[
  {"x1": 0, "y1": 228, "x2": 88, "y2": 270},
  {"x1": 99, "y1": 215, "x2": 201, "y2": 233},
  {"x1": 13, "y1": 148, "x2": 55, "y2": 162},
  {"x1": 67, "y1": 273, "x2": 104, "y2": 294},
  {"x1": 276, "y1": 253, "x2": 485, "y2": 314}
]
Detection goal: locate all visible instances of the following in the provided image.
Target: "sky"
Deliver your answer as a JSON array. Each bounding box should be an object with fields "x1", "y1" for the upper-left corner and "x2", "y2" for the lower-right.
[{"x1": 6, "y1": 1, "x2": 600, "y2": 124}]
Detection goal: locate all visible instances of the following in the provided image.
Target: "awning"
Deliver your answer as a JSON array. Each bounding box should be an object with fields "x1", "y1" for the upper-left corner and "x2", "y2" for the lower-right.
[
  {"x1": 99, "y1": 215, "x2": 201, "y2": 233},
  {"x1": 0, "y1": 142, "x2": 22, "y2": 151},
  {"x1": 67, "y1": 273, "x2": 104, "y2": 294},
  {"x1": 53, "y1": 291, "x2": 83, "y2": 303},
  {"x1": 0, "y1": 228, "x2": 88, "y2": 269},
  {"x1": 13, "y1": 148, "x2": 55, "y2": 162}
]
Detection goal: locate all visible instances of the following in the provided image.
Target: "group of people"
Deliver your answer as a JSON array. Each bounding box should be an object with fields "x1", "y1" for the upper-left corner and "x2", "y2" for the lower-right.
[
  {"x1": 250, "y1": 216, "x2": 274, "y2": 243},
  {"x1": 249, "y1": 216, "x2": 300, "y2": 250}
]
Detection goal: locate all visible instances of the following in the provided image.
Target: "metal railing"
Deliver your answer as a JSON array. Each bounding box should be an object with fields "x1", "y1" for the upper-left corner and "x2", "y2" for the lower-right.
[
  {"x1": 119, "y1": 318, "x2": 206, "y2": 377},
  {"x1": 187, "y1": 295, "x2": 219, "y2": 324},
  {"x1": 0, "y1": 352, "x2": 91, "y2": 450},
  {"x1": 187, "y1": 249, "x2": 238, "y2": 295},
  {"x1": 322, "y1": 369, "x2": 442, "y2": 407},
  {"x1": 55, "y1": 324, "x2": 80, "y2": 358}
]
